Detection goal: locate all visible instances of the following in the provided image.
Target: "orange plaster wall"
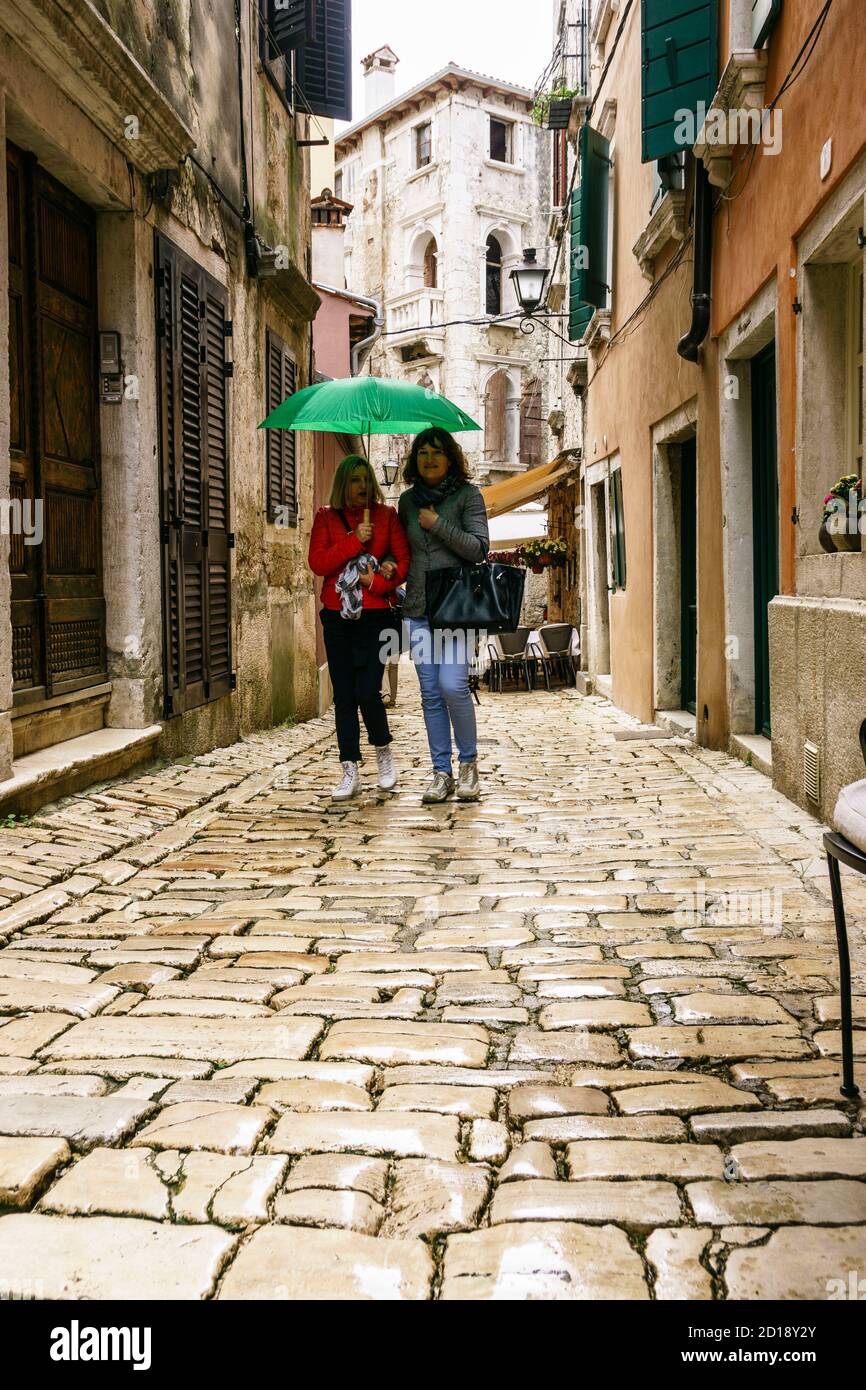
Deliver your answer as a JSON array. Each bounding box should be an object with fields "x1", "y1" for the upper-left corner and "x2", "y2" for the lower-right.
[
  {"x1": 586, "y1": 7, "x2": 726, "y2": 742},
  {"x1": 712, "y1": 0, "x2": 866, "y2": 596}
]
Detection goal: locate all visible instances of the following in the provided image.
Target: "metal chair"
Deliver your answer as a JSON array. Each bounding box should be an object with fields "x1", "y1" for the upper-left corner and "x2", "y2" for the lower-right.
[
  {"x1": 823, "y1": 717, "x2": 866, "y2": 1099},
  {"x1": 529, "y1": 623, "x2": 578, "y2": 688},
  {"x1": 486, "y1": 628, "x2": 534, "y2": 694}
]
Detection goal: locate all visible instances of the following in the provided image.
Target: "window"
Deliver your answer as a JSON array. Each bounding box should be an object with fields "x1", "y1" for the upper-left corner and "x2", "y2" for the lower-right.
[
  {"x1": 484, "y1": 370, "x2": 509, "y2": 464},
  {"x1": 423, "y1": 237, "x2": 438, "y2": 289},
  {"x1": 553, "y1": 129, "x2": 568, "y2": 208},
  {"x1": 490, "y1": 117, "x2": 514, "y2": 164},
  {"x1": 265, "y1": 330, "x2": 297, "y2": 526},
  {"x1": 296, "y1": 0, "x2": 353, "y2": 122},
  {"x1": 611, "y1": 468, "x2": 627, "y2": 589},
  {"x1": 650, "y1": 151, "x2": 685, "y2": 216},
  {"x1": 415, "y1": 122, "x2": 432, "y2": 169},
  {"x1": 848, "y1": 262, "x2": 864, "y2": 476},
  {"x1": 486, "y1": 235, "x2": 503, "y2": 315},
  {"x1": 334, "y1": 170, "x2": 343, "y2": 199}
]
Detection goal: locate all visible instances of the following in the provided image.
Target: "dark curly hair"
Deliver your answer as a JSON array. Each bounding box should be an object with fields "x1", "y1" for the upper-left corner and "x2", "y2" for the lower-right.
[{"x1": 403, "y1": 428, "x2": 472, "y2": 485}]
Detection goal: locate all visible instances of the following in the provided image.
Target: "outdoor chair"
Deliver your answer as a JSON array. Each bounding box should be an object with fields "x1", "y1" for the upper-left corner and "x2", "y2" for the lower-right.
[
  {"x1": 529, "y1": 623, "x2": 579, "y2": 689},
  {"x1": 486, "y1": 628, "x2": 535, "y2": 694},
  {"x1": 823, "y1": 716, "x2": 866, "y2": 1098}
]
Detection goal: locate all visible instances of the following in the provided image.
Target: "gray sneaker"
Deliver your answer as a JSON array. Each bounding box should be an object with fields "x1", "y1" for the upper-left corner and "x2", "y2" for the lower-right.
[
  {"x1": 422, "y1": 771, "x2": 455, "y2": 803},
  {"x1": 456, "y1": 760, "x2": 480, "y2": 801}
]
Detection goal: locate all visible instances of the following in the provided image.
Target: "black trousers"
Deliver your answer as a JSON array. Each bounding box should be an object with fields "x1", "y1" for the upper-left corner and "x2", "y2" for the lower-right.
[{"x1": 321, "y1": 609, "x2": 393, "y2": 762}]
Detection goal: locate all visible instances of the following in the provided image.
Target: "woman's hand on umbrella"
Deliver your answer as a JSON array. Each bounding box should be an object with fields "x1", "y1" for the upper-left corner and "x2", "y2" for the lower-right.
[
  {"x1": 380, "y1": 560, "x2": 397, "y2": 580},
  {"x1": 356, "y1": 521, "x2": 373, "y2": 543},
  {"x1": 358, "y1": 565, "x2": 374, "y2": 589},
  {"x1": 418, "y1": 508, "x2": 439, "y2": 531}
]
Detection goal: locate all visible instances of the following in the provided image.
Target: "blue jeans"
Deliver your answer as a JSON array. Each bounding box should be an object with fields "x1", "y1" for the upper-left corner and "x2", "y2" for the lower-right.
[{"x1": 408, "y1": 617, "x2": 477, "y2": 774}]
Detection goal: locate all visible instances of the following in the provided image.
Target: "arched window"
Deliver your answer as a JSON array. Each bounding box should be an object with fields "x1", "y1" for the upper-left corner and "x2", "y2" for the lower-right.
[
  {"x1": 423, "y1": 237, "x2": 438, "y2": 289},
  {"x1": 484, "y1": 370, "x2": 509, "y2": 464},
  {"x1": 520, "y1": 378, "x2": 544, "y2": 469},
  {"x1": 486, "y1": 235, "x2": 503, "y2": 316}
]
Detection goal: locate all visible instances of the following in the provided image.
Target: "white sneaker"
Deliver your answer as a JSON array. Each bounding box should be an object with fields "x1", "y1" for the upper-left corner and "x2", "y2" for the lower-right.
[
  {"x1": 375, "y1": 745, "x2": 398, "y2": 791},
  {"x1": 331, "y1": 761, "x2": 360, "y2": 801}
]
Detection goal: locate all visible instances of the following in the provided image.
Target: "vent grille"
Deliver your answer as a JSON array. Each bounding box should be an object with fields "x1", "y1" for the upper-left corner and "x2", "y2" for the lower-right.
[{"x1": 804, "y1": 740, "x2": 821, "y2": 803}]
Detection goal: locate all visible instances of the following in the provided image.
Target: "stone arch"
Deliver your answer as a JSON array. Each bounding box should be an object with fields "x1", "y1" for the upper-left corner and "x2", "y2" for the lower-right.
[
  {"x1": 406, "y1": 224, "x2": 441, "y2": 292},
  {"x1": 480, "y1": 224, "x2": 522, "y2": 315}
]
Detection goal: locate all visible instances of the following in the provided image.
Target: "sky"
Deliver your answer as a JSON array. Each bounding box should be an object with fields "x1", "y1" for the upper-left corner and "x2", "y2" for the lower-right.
[{"x1": 340, "y1": 0, "x2": 556, "y2": 127}]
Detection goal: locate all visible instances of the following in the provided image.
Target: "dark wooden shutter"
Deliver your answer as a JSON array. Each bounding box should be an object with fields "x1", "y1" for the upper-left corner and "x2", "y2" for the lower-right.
[
  {"x1": 575, "y1": 124, "x2": 611, "y2": 312},
  {"x1": 485, "y1": 371, "x2": 508, "y2": 464},
  {"x1": 265, "y1": 330, "x2": 297, "y2": 524},
  {"x1": 269, "y1": 0, "x2": 317, "y2": 57},
  {"x1": 569, "y1": 187, "x2": 593, "y2": 342},
  {"x1": 641, "y1": 0, "x2": 719, "y2": 163},
  {"x1": 156, "y1": 234, "x2": 233, "y2": 717},
  {"x1": 520, "y1": 379, "x2": 544, "y2": 469},
  {"x1": 296, "y1": 0, "x2": 352, "y2": 122}
]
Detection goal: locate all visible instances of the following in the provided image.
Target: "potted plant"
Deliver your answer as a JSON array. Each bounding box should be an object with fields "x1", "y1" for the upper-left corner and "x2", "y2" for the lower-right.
[
  {"x1": 520, "y1": 537, "x2": 565, "y2": 573},
  {"x1": 819, "y1": 473, "x2": 863, "y2": 553},
  {"x1": 487, "y1": 549, "x2": 525, "y2": 568},
  {"x1": 532, "y1": 84, "x2": 581, "y2": 131}
]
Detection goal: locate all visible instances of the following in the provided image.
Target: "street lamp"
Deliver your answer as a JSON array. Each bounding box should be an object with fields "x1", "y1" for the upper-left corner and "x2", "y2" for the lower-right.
[
  {"x1": 510, "y1": 248, "x2": 551, "y2": 318},
  {"x1": 382, "y1": 460, "x2": 400, "y2": 488}
]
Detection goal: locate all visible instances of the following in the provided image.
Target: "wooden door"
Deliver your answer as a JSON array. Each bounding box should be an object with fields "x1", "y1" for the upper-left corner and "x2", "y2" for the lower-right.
[{"x1": 6, "y1": 144, "x2": 105, "y2": 704}]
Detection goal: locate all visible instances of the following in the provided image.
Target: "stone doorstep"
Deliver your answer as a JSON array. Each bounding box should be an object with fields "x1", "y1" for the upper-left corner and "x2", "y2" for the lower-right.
[
  {"x1": 0, "y1": 726, "x2": 164, "y2": 818},
  {"x1": 731, "y1": 734, "x2": 773, "y2": 779}
]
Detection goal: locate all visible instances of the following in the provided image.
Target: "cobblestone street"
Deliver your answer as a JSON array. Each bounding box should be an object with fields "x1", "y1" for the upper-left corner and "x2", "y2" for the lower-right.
[{"x1": 0, "y1": 679, "x2": 864, "y2": 1301}]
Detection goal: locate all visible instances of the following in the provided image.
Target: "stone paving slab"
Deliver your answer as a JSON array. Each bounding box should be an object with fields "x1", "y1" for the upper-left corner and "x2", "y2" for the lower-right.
[{"x1": 0, "y1": 686, "x2": 863, "y2": 1300}]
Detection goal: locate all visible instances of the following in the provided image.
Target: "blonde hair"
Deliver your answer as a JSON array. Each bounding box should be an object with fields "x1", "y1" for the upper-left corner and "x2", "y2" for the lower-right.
[{"x1": 329, "y1": 455, "x2": 384, "y2": 510}]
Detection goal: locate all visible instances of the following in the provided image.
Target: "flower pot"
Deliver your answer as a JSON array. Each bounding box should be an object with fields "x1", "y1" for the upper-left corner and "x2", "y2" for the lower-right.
[
  {"x1": 545, "y1": 98, "x2": 574, "y2": 130},
  {"x1": 530, "y1": 563, "x2": 544, "y2": 575},
  {"x1": 819, "y1": 521, "x2": 862, "y2": 553}
]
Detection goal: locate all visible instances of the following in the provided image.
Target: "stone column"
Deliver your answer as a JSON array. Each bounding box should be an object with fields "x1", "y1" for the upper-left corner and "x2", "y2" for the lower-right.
[
  {"x1": 0, "y1": 88, "x2": 14, "y2": 780},
  {"x1": 95, "y1": 210, "x2": 163, "y2": 730}
]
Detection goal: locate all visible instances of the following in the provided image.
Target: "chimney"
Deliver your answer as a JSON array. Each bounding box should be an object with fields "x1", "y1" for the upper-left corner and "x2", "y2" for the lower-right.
[{"x1": 362, "y1": 46, "x2": 399, "y2": 114}]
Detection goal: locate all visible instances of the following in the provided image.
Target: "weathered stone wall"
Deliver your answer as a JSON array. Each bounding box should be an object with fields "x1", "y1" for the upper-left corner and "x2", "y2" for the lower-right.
[{"x1": 0, "y1": 0, "x2": 318, "y2": 782}]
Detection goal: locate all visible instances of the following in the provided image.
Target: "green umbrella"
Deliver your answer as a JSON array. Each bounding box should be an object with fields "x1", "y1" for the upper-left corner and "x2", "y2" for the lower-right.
[{"x1": 259, "y1": 375, "x2": 481, "y2": 437}]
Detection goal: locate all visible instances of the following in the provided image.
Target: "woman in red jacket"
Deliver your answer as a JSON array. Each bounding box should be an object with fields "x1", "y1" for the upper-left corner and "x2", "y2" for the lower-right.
[{"x1": 309, "y1": 455, "x2": 410, "y2": 801}]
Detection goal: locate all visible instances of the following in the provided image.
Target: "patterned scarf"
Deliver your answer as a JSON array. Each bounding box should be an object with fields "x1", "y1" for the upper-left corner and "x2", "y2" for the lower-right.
[
  {"x1": 335, "y1": 554, "x2": 379, "y2": 620},
  {"x1": 411, "y1": 472, "x2": 465, "y2": 509}
]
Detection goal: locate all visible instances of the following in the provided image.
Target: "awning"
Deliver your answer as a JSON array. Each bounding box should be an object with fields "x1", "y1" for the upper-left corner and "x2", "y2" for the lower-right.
[{"x1": 481, "y1": 457, "x2": 575, "y2": 518}]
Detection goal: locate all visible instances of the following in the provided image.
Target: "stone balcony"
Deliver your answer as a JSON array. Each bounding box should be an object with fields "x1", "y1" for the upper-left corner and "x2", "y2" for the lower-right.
[{"x1": 385, "y1": 288, "x2": 446, "y2": 354}]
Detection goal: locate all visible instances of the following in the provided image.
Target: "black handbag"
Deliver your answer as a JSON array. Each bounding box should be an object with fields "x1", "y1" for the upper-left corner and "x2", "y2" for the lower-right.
[{"x1": 425, "y1": 562, "x2": 526, "y2": 633}]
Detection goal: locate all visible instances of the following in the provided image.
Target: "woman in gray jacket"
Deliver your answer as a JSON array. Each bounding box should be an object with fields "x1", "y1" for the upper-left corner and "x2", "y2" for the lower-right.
[{"x1": 398, "y1": 428, "x2": 489, "y2": 803}]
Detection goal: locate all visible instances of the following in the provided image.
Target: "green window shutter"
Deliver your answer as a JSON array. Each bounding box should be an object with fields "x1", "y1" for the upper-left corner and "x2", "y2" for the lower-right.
[
  {"x1": 576, "y1": 124, "x2": 611, "y2": 311},
  {"x1": 569, "y1": 188, "x2": 593, "y2": 341},
  {"x1": 641, "y1": 0, "x2": 718, "y2": 163},
  {"x1": 611, "y1": 469, "x2": 627, "y2": 589}
]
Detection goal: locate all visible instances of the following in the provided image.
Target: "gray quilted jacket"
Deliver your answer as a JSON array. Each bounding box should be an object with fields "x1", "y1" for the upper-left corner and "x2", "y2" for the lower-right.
[{"x1": 398, "y1": 483, "x2": 490, "y2": 619}]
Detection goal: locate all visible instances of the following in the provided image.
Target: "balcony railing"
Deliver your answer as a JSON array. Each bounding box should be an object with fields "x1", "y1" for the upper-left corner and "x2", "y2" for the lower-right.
[{"x1": 385, "y1": 288, "x2": 446, "y2": 339}]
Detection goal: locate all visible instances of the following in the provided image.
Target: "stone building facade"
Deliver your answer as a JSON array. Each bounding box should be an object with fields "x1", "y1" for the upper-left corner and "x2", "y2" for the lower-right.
[
  {"x1": 335, "y1": 49, "x2": 550, "y2": 486},
  {"x1": 542, "y1": 0, "x2": 866, "y2": 822},
  {"x1": 0, "y1": 0, "x2": 337, "y2": 810}
]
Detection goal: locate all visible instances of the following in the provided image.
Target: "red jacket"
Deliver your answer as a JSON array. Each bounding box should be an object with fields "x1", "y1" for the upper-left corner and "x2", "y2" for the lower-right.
[{"x1": 308, "y1": 503, "x2": 411, "y2": 611}]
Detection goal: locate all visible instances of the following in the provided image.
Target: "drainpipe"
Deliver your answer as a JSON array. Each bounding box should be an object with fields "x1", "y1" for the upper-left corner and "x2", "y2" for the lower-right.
[
  {"x1": 348, "y1": 292, "x2": 384, "y2": 376},
  {"x1": 677, "y1": 160, "x2": 713, "y2": 362}
]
